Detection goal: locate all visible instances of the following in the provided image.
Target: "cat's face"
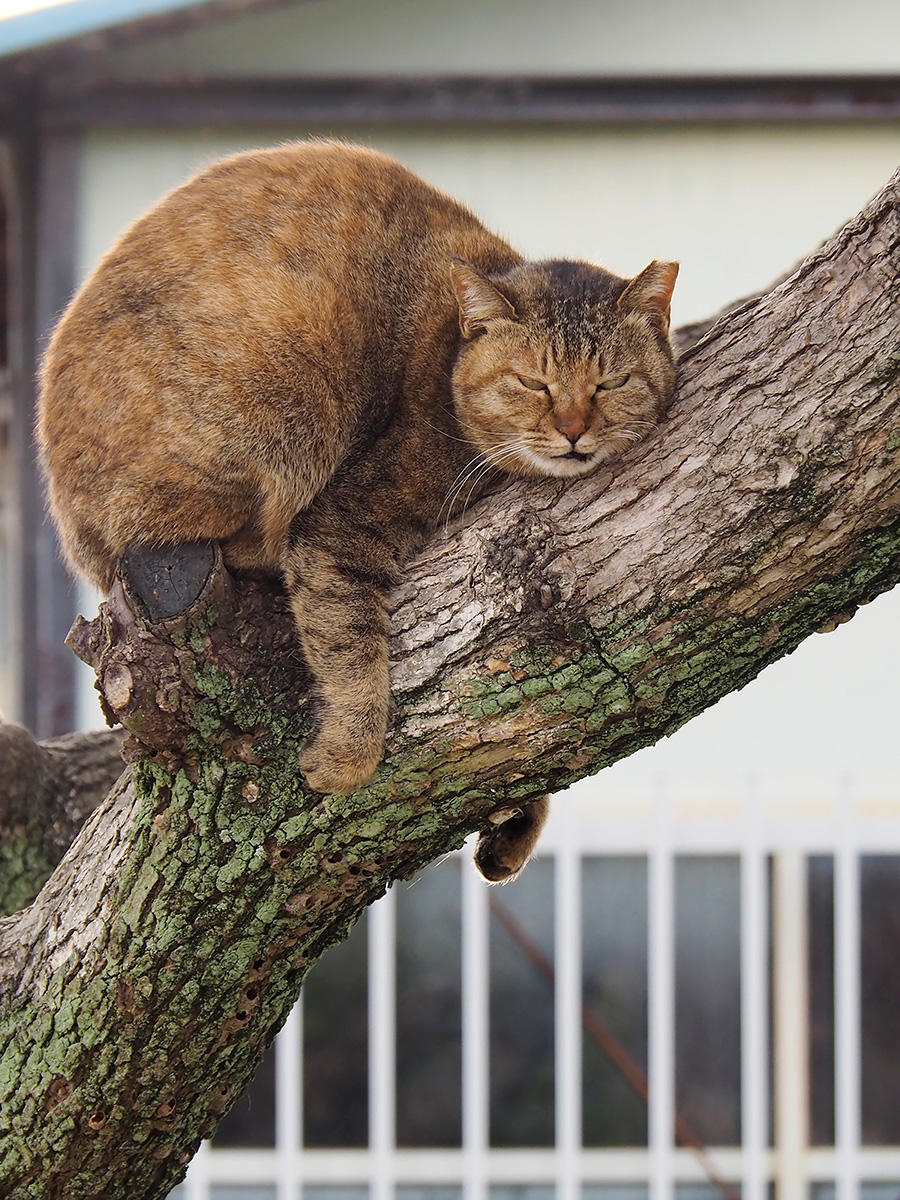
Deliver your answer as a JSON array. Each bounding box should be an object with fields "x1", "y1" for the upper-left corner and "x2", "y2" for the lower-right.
[{"x1": 449, "y1": 258, "x2": 678, "y2": 480}]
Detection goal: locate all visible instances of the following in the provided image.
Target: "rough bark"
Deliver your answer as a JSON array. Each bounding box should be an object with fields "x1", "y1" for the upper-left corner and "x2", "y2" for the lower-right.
[
  {"x1": 0, "y1": 720, "x2": 126, "y2": 916},
  {"x1": 2, "y1": 163, "x2": 900, "y2": 1200}
]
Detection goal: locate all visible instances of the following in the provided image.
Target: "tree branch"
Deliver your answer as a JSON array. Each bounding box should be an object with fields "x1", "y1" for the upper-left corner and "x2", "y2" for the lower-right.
[
  {"x1": 0, "y1": 718, "x2": 126, "y2": 915},
  {"x1": 2, "y1": 163, "x2": 900, "y2": 1199}
]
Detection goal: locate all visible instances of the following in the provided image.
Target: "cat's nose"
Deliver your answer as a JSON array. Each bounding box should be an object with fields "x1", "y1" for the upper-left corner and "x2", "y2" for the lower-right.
[{"x1": 555, "y1": 413, "x2": 587, "y2": 443}]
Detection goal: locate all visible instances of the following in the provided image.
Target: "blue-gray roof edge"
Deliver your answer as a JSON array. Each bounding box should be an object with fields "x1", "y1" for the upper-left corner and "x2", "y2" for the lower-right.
[{"x1": 0, "y1": 0, "x2": 232, "y2": 59}]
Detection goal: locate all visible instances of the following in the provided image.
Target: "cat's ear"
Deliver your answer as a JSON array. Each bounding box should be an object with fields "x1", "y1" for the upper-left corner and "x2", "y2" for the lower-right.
[
  {"x1": 450, "y1": 258, "x2": 516, "y2": 338},
  {"x1": 618, "y1": 260, "x2": 679, "y2": 329}
]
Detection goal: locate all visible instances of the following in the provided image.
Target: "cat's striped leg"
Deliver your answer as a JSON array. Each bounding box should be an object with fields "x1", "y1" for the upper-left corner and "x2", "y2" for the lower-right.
[{"x1": 283, "y1": 534, "x2": 397, "y2": 795}]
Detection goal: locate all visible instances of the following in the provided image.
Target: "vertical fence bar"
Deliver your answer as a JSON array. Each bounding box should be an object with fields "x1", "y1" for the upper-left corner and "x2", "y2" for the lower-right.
[
  {"x1": 556, "y1": 817, "x2": 582, "y2": 1200},
  {"x1": 370, "y1": 892, "x2": 397, "y2": 1200},
  {"x1": 276, "y1": 998, "x2": 303, "y2": 1200},
  {"x1": 649, "y1": 787, "x2": 674, "y2": 1200},
  {"x1": 835, "y1": 786, "x2": 860, "y2": 1200},
  {"x1": 463, "y1": 851, "x2": 489, "y2": 1200},
  {"x1": 182, "y1": 1138, "x2": 211, "y2": 1200},
  {"x1": 772, "y1": 852, "x2": 808, "y2": 1200},
  {"x1": 742, "y1": 789, "x2": 768, "y2": 1200}
]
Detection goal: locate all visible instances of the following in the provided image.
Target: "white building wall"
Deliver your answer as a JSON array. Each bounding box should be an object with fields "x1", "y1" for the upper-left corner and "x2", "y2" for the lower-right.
[
  {"x1": 78, "y1": 122, "x2": 900, "y2": 325},
  {"x1": 63, "y1": 0, "x2": 900, "y2": 81}
]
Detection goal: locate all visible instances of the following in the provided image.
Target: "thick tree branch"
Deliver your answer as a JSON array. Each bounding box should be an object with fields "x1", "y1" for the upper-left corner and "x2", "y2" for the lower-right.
[
  {"x1": 0, "y1": 719, "x2": 126, "y2": 915},
  {"x1": 1, "y1": 164, "x2": 900, "y2": 1200}
]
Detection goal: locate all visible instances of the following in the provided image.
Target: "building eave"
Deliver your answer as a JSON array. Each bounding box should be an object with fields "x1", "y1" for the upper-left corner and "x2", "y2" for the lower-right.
[{"x1": 0, "y1": 0, "x2": 302, "y2": 72}]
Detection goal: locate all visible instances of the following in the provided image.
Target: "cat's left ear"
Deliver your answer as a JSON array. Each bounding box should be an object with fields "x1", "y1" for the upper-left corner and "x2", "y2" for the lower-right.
[
  {"x1": 450, "y1": 258, "x2": 516, "y2": 338},
  {"x1": 618, "y1": 260, "x2": 679, "y2": 329}
]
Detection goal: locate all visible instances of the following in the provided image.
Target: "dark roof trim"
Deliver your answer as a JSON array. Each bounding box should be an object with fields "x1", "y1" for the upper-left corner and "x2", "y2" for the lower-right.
[{"x1": 36, "y1": 73, "x2": 900, "y2": 129}]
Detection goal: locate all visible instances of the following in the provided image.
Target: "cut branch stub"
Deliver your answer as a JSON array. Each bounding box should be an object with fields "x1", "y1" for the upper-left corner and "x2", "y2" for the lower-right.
[
  {"x1": 67, "y1": 543, "x2": 313, "y2": 770},
  {"x1": 118, "y1": 539, "x2": 221, "y2": 623}
]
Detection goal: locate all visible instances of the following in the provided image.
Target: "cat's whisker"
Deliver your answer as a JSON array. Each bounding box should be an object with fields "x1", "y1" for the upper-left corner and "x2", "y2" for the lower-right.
[
  {"x1": 458, "y1": 443, "x2": 525, "y2": 512},
  {"x1": 601, "y1": 422, "x2": 657, "y2": 449},
  {"x1": 439, "y1": 438, "x2": 528, "y2": 532},
  {"x1": 618, "y1": 425, "x2": 657, "y2": 443},
  {"x1": 454, "y1": 429, "x2": 536, "y2": 472},
  {"x1": 458, "y1": 468, "x2": 498, "y2": 518},
  {"x1": 439, "y1": 454, "x2": 493, "y2": 531},
  {"x1": 454, "y1": 416, "x2": 521, "y2": 443},
  {"x1": 476, "y1": 438, "x2": 531, "y2": 473},
  {"x1": 442, "y1": 450, "x2": 492, "y2": 501},
  {"x1": 441, "y1": 456, "x2": 505, "y2": 528},
  {"x1": 419, "y1": 416, "x2": 473, "y2": 444}
]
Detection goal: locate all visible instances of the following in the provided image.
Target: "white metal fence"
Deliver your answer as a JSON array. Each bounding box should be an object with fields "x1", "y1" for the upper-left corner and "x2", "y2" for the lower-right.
[{"x1": 172, "y1": 785, "x2": 900, "y2": 1200}]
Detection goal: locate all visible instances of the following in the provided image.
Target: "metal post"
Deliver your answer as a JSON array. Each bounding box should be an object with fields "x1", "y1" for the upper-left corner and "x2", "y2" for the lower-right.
[
  {"x1": 463, "y1": 851, "x2": 489, "y2": 1200},
  {"x1": 741, "y1": 797, "x2": 769, "y2": 1200},
  {"x1": 370, "y1": 891, "x2": 397, "y2": 1200},
  {"x1": 772, "y1": 851, "x2": 809, "y2": 1200},
  {"x1": 835, "y1": 787, "x2": 860, "y2": 1200},
  {"x1": 556, "y1": 813, "x2": 582, "y2": 1200},
  {"x1": 4, "y1": 95, "x2": 80, "y2": 736},
  {"x1": 649, "y1": 785, "x2": 674, "y2": 1200}
]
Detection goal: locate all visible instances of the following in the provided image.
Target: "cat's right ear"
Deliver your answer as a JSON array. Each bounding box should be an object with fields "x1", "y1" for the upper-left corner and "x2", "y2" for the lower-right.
[
  {"x1": 450, "y1": 258, "x2": 516, "y2": 338},
  {"x1": 618, "y1": 259, "x2": 679, "y2": 329}
]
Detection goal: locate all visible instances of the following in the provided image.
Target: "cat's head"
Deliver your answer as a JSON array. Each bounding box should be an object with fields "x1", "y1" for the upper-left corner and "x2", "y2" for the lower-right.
[{"x1": 449, "y1": 256, "x2": 678, "y2": 479}]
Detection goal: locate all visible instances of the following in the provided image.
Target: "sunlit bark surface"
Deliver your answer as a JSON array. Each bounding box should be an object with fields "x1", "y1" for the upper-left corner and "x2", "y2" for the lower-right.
[{"x1": 2, "y1": 165, "x2": 900, "y2": 1200}]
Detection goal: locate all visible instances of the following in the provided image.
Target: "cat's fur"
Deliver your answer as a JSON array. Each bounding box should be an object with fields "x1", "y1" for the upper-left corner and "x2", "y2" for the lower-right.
[{"x1": 38, "y1": 140, "x2": 677, "y2": 880}]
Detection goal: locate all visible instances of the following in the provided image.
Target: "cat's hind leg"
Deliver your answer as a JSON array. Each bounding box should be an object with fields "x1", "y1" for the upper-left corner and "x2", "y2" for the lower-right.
[{"x1": 474, "y1": 796, "x2": 550, "y2": 882}]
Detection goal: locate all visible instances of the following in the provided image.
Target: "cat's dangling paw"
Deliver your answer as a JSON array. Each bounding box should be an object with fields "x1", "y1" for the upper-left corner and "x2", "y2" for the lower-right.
[
  {"x1": 473, "y1": 796, "x2": 550, "y2": 883},
  {"x1": 299, "y1": 726, "x2": 382, "y2": 795},
  {"x1": 297, "y1": 675, "x2": 390, "y2": 794},
  {"x1": 299, "y1": 744, "x2": 378, "y2": 795}
]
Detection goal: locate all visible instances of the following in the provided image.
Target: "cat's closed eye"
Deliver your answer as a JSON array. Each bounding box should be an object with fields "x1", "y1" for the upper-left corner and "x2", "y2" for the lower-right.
[
  {"x1": 518, "y1": 375, "x2": 549, "y2": 392},
  {"x1": 598, "y1": 372, "x2": 631, "y2": 390}
]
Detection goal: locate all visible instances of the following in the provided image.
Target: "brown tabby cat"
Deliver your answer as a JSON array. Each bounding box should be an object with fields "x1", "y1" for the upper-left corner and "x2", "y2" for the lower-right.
[{"x1": 38, "y1": 140, "x2": 677, "y2": 880}]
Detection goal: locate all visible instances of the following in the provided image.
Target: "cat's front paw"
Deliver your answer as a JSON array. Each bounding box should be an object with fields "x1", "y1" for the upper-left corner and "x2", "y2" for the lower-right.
[
  {"x1": 474, "y1": 796, "x2": 550, "y2": 883},
  {"x1": 299, "y1": 736, "x2": 381, "y2": 795}
]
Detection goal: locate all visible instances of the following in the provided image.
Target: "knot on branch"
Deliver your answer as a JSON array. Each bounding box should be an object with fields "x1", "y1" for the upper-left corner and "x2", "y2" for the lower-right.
[{"x1": 66, "y1": 542, "x2": 312, "y2": 770}]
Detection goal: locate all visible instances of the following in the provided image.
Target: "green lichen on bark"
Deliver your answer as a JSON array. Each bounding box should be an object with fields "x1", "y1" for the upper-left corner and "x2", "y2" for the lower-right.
[
  {"x1": 0, "y1": 748, "x2": 381, "y2": 1197},
  {"x1": 870, "y1": 351, "x2": 900, "y2": 385},
  {"x1": 443, "y1": 505, "x2": 900, "y2": 805},
  {"x1": 0, "y1": 831, "x2": 56, "y2": 917}
]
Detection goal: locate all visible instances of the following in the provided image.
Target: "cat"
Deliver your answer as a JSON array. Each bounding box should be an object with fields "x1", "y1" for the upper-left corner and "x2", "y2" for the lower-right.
[{"x1": 37, "y1": 139, "x2": 678, "y2": 881}]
